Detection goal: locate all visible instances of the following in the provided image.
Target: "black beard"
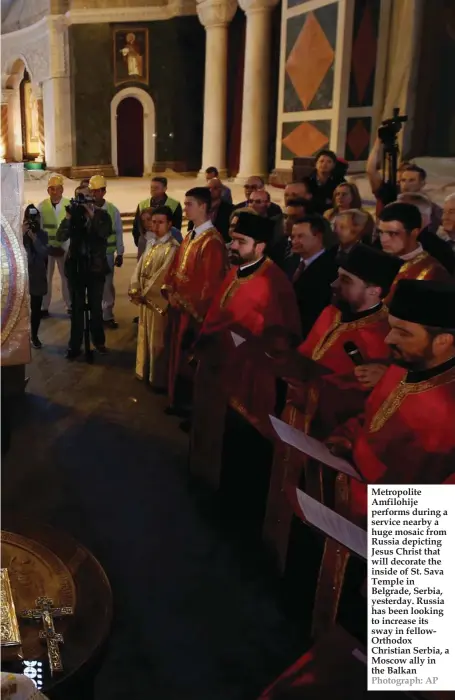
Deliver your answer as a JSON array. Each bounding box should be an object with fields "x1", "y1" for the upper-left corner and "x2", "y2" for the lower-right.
[{"x1": 229, "y1": 252, "x2": 242, "y2": 265}]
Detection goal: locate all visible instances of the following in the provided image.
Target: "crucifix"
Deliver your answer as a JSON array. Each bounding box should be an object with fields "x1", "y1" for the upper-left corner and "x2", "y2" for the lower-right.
[{"x1": 20, "y1": 596, "x2": 73, "y2": 675}]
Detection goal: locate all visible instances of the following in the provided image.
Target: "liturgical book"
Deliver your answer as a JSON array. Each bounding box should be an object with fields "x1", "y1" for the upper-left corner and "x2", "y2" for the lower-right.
[
  {"x1": 269, "y1": 415, "x2": 362, "y2": 480},
  {"x1": 292, "y1": 488, "x2": 367, "y2": 559}
]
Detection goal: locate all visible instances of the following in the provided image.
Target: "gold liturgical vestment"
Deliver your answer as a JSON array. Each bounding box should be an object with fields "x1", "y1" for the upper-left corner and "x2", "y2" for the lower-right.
[{"x1": 130, "y1": 234, "x2": 179, "y2": 386}]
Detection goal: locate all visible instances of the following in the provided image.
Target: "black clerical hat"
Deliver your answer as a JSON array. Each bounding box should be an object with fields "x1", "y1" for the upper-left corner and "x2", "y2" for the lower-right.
[
  {"x1": 341, "y1": 244, "x2": 403, "y2": 297},
  {"x1": 389, "y1": 280, "x2": 455, "y2": 328},
  {"x1": 231, "y1": 211, "x2": 274, "y2": 243}
]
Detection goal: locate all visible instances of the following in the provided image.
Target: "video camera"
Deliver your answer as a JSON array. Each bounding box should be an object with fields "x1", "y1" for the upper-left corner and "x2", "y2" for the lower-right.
[
  {"x1": 378, "y1": 108, "x2": 408, "y2": 150},
  {"x1": 25, "y1": 205, "x2": 40, "y2": 233},
  {"x1": 65, "y1": 191, "x2": 95, "y2": 217}
]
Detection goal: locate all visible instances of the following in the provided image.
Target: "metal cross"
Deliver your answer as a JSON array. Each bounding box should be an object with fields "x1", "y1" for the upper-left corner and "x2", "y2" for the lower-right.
[{"x1": 20, "y1": 596, "x2": 73, "y2": 675}]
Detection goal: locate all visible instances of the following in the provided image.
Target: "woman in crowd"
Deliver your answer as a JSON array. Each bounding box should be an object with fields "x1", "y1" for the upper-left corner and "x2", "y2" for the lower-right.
[{"x1": 324, "y1": 182, "x2": 374, "y2": 241}]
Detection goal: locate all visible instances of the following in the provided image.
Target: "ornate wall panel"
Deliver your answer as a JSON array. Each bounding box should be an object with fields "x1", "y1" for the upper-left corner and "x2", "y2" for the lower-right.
[{"x1": 275, "y1": 0, "x2": 391, "y2": 172}]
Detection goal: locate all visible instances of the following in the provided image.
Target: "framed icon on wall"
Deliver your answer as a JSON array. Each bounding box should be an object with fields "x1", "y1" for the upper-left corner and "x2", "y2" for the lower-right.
[{"x1": 113, "y1": 27, "x2": 149, "y2": 87}]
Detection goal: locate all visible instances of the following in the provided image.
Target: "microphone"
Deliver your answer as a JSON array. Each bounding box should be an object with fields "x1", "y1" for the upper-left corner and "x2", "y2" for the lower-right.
[{"x1": 344, "y1": 341, "x2": 364, "y2": 366}]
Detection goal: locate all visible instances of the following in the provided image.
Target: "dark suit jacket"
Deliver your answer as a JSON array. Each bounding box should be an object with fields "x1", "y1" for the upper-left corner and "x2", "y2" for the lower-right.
[
  {"x1": 291, "y1": 250, "x2": 339, "y2": 338},
  {"x1": 188, "y1": 201, "x2": 234, "y2": 242}
]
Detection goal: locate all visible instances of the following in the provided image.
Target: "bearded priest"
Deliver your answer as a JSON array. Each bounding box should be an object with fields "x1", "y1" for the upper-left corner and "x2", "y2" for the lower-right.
[
  {"x1": 190, "y1": 211, "x2": 301, "y2": 487},
  {"x1": 329, "y1": 279, "x2": 455, "y2": 525}
]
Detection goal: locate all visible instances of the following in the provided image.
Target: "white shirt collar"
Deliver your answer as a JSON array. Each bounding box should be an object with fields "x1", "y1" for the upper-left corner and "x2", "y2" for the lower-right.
[
  {"x1": 301, "y1": 248, "x2": 325, "y2": 268},
  {"x1": 192, "y1": 219, "x2": 213, "y2": 239},
  {"x1": 400, "y1": 244, "x2": 424, "y2": 261},
  {"x1": 239, "y1": 256, "x2": 265, "y2": 272}
]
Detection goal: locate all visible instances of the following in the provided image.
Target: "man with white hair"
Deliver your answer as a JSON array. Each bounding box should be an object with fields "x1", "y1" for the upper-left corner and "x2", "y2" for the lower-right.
[
  {"x1": 439, "y1": 193, "x2": 455, "y2": 256},
  {"x1": 398, "y1": 192, "x2": 455, "y2": 274}
]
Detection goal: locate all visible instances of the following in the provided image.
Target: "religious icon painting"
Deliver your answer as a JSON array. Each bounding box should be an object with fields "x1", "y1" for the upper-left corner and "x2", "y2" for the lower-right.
[{"x1": 113, "y1": 27, "x2": 149, "y2": 87}]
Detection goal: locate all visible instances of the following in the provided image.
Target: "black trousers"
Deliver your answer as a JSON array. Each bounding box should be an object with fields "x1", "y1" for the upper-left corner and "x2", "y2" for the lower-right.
[
  {"x1": 68, "y1": 275, "x2": 105, "y2": 351},
  {"x1": 30, "y1": 295, "x2": 43, "y2": 339}
]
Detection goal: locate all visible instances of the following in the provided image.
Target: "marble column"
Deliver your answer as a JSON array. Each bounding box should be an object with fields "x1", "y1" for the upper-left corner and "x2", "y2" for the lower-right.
[
  {"x1": 197, "y1": 0, "x2": 237, "y2": 178},
  {"x1": 42, "y1": 76, "x2": 72, "y2": 170},
  {"x1": 235, "y1": 0, "x2": 279, "y2": 183},
  {"x1": 1, "y1": 90, "x2": 11, "y2": 162},
  {"x1": 31, "y1": 85, "x2": 46, "y2": 163}
]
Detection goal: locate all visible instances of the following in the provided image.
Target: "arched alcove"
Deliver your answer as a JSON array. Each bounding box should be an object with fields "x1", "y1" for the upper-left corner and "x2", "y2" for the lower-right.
[{"x1": 110, "y1": 87, "x2": 156, "y2": 176}]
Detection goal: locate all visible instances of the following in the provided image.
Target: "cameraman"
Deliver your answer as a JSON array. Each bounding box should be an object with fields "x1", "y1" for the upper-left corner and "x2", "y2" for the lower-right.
[
  {"x1": 22, "y1": 205, "x2": 48, "y2": 349},
  {"x1": 57, "y1": 186, "x2": 111, "y2": 360}
]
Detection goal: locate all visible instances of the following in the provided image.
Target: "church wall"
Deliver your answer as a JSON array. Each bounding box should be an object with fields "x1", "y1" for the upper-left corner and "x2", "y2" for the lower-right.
[
  {"x1": 1, "y1": 0, "x2": 66, "y2": 33},
  {"x1": 69, "y1": 17, "x2": 205, "y2": 173},
  {"x1": 272, "y1": 0, "x2": 391, "y2": 182}
]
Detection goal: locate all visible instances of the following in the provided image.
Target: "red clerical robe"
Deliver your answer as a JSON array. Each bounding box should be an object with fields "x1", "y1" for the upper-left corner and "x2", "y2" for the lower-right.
[
  {"x1": 262, "y1": 304, "x2": 392, "y2": 567},
  {"x1": 294, "y1": 303, "x2": 391, "y2": 434},
  {"x1": 199, "y1": 257, "x2": 301, "y2": 420},
  {"x1": 385, "y1": 250, "x2": 450, "y2": 304},
  {"x1": 162, "y1": 226, "x2": 227, "y2": 403},
  {"x1": 333, "y1": 360, "x2": 455, "y2": 524}
]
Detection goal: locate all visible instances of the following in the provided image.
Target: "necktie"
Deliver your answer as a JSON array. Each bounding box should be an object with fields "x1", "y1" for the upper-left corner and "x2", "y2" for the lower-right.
[{"x1": 292, "y1": 259, "x2": 305, "y2": 284}]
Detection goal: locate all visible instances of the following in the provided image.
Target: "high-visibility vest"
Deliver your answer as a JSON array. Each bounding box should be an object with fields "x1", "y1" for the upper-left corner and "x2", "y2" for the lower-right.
[
  {"x1": 138, "y1": 196, "x2": 179, "y2": 215},
  {"x1": 104, "y1": 201, "x2": 119, "y2": 255},
  {"x1": 39, "y1": 197, "x2": 71, "y2": 248}
]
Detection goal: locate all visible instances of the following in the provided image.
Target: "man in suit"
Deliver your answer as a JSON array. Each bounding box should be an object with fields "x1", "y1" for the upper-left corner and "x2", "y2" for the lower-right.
[
  {"x1": 289, "y1": 214, "x2": 338, "y2": 337},
  {"x1": 235, "y1": 176, "x2": 282, "y2": 218}
]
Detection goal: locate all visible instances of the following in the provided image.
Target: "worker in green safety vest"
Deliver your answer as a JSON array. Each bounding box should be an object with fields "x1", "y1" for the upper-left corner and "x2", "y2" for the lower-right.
[
  {"x1": 89, "y1": 174, "x2": 124, "y2": 329},
  {"x1": 38, "y1": 174, "x2": 71, "y2": 316},
  {"x1": 132, "y1": 176, "x2": 183, "y2": 259}
]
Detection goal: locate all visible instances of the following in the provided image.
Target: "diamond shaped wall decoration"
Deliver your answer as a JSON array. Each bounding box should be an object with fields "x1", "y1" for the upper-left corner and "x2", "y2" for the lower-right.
[
  {"x1": 282, "y1": 121, "x2": 329, "y2": 157},
  {"x1": 351, "y1": 4, "x2": 377, "y2": 105},
  {"x1": 346, "y1": 119, "x2": 371, "y2": 160},
  {"x1": 286, "y1": 12, "x2": 335, "y2": 110}
]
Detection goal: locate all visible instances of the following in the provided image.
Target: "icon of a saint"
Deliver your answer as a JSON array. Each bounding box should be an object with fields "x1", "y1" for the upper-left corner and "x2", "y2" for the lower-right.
[{"x1": 120, "y1": 32, "x2": 143, "y2": 77}]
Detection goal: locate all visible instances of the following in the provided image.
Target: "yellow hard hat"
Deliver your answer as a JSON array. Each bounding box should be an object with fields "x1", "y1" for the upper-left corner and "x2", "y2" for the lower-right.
[
  {"x1": 48, "y1": 174, "x2": 64, "y2": 187},
  {"x1": 89, "y1": 174, "x2": 106, "y2": 190}
]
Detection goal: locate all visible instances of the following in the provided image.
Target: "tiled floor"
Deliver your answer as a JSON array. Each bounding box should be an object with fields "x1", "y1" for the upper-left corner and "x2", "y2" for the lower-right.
[{"x1": 2, "y1": 262, "x2": 303, "y2": 700}]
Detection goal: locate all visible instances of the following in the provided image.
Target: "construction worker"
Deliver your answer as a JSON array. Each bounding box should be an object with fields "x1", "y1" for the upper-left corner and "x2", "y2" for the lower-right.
[
  {"x1": 132, "y1": 176, "x2": 182, "y2": 259},
  {"x1": 38, "y1": 174, "x2": 71, "y2": 316},
  {"x1": 88, "y1": 174, "x2": 124, "y2": 329}
]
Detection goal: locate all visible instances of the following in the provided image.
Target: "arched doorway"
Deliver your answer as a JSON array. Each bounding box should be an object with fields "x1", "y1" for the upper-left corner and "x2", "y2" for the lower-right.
[
  {"x1": 111, "y1": 87, "x2": 156, "y2": 176},
  {"x1": 117, "y1": 97, "x2": 144, "y2": 176},
  {"x1": 3, "y1": 57, "x2": 38, "y2": 163}
]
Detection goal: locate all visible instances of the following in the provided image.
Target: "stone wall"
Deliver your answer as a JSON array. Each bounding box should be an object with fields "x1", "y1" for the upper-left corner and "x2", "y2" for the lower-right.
[
  {"x1": 69, "y1": 18, "x2": 205, "y2": 171},
  {"x1": 1, "y1": 0, "x2": 70, "y2": 33},
  {"x1": 70, "y1": 0, "x2": 165, "y2": 6}
]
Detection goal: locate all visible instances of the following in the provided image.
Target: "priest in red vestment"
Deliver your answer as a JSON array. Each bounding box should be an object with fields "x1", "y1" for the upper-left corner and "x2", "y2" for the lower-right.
[
  {"x1": 161, "y1": 187, "x2": 228, "y2": 412},
  {"x1": 198, "y1": 210, "x2": 301, "y2": 421},
  {"x1": 329, "y1": 279, "x2": 455, "y2": 525},
  {"x1": 189, "y1": 211, "x2": 301, "y2": 487},
  {"x1": 263, "y1": 246, "x2": 402, "y2": 569},
  {"x1": 290, "y1": 245, "x2": 403, "y2": 434},
  {"x1": 377, "y1": 202, "x2": 450, "y2": 304}
]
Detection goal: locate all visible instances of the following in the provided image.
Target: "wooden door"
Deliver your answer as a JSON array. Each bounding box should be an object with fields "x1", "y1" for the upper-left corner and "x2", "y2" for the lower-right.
[{"x1": 117, "y1": 97, "x2": 144, "y2": 176}]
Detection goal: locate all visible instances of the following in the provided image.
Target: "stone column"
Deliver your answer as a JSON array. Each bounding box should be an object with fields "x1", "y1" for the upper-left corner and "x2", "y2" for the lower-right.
[
  {"x1": 197, "y1": 0, "x2": 237, "y2": 178},
  {"x1": 1, "y1": 90, "x2": 11, "y2": 162},
  {"x1": 235, "y1": 0, "x2": 279, "y2": 183},
  {"x1": 40, "y1": 17, "x2": 73, "y2": 171},
  {"x1": 31, "y1": 85, "x2": 46, "y2": 163}
]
